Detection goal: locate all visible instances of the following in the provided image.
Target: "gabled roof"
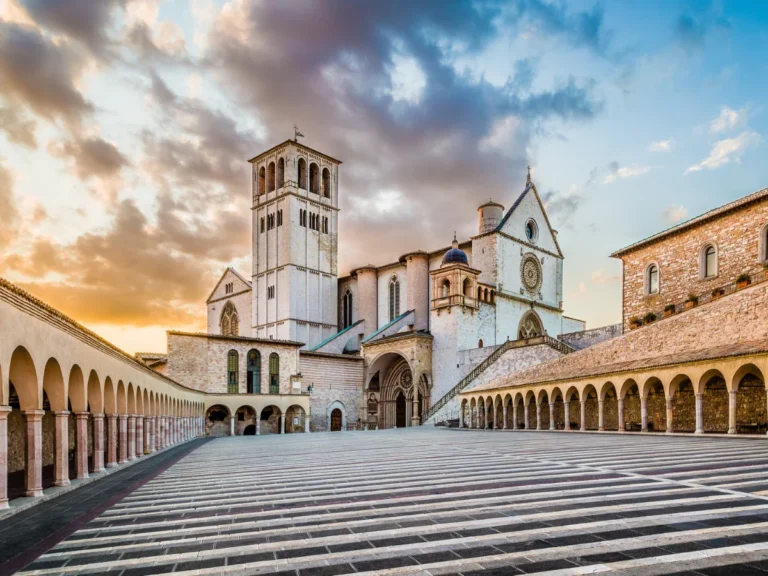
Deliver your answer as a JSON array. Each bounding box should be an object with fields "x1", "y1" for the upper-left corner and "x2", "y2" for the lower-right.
[
  {"x1": 493, "y1": 180, "x2": 564, "y2": 258},
  {"x1": 611, "y1": 186, "x2": 768, "y2": 257},
  {"x1": 206, "y1": 267, "x2": 252, "y2": 303}
]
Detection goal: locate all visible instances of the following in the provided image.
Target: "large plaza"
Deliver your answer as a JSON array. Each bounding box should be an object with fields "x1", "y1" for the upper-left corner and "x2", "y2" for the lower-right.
[{"x1": 7, "y1": 428, "x2": 768, "y2": 575}]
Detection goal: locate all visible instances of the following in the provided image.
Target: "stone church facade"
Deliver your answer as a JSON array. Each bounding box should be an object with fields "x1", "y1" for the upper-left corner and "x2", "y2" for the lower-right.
[{"x1": 166, "y1": 139, "x2": 611, "y2": 432}]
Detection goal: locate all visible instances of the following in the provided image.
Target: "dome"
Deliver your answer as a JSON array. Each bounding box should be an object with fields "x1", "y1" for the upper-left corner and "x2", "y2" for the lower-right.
[{"x1": 442, "y1": 234, "x2": 468, "y2": 267}]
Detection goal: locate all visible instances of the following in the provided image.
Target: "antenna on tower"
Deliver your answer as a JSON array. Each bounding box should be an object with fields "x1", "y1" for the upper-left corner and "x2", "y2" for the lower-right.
[
  {"x1": 526, "y1": 165, "x2": 532, "y2": 187},
  {"x1": 294, "y1": 125, "x2": 305, "y2": 142}
]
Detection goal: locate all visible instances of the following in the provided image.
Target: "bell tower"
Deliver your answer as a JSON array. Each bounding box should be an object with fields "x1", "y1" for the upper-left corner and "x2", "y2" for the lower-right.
[{"x1": 249, "y1": 139, "x2": 342, "y2": 348}]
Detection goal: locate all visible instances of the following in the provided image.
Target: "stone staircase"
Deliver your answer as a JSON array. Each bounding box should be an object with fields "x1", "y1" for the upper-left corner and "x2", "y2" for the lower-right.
[{"x1": 424, "y1": 335, "x2": 575, "y2": 424}]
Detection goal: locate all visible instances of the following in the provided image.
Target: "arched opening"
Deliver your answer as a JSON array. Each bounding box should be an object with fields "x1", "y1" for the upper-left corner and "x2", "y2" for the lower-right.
[
  {"x1": 322, "y1": 167, "x2": 331, "y2": 198},
  {"x1": 441, "y1": 279, "x2": 450, "y2": 299},
  {"x1": 514, "y1": 395, "x2": 524, "y2": 429},
  {"x1": 646, "y1": 264, "x2": 659, "y2": 295},
  {"x1": 518, "y1": 311, "x2": 543, "y2": 340},
  {"x1": 309, "y1": 162, "x2": 319, "y2": 194},
  {"x1": 565, "y1": 388, "x2": 580, "y2": 430},
  {"x1": 462, "y1": 278, "x2": 471, "y2": 298},
  {"x1": 267, "y1": 161, "x2": 275, "y2": 192},
  {"x1": 395, "y1": 392, "x2": 406, "y2": 428},
  {"x1": 269, "y1": 353, "x2": 279, "y2": 394},
  {"x1": 461, "y1": 399, "x2": 469, "y2": 427},
  {"x1": 622, "y1": 381, "x2": 641, "y2": 432},
  {"x1": 285, "y1": 405, "x2": 306, "y2": 433},
  {"x1": 220, "y1": 301, "x2": 239, "y2": 337},
  {"x1": 670, "y1": 375, "x2": 695, "y2": 433},
  {"x1": 342, "y1": 289, "x2": 353, "y2": 328},
  {"x1": 260, "y1": 406, "x2": 282, "y2": 434},
  {"x1": 243, "y1": 424, "x2": 256, "y2": 435},
  {"x1": 701, "y1": 244, "x2": 717, "y2": 279},
  {"x1": 477, "y1": 286, "x2": 483, "y2": 301},
  {"x1": 602, "y1": 383, "x2": 619, "y2": 431},
  {"x1": 258, "y1": 166, "x2": 265, "y2": 195},
  {"x1": 478, "y1": 339, "x2": 483, "y2": 348},
  {"x1": 525, "y1": 395, "x2": 536, "y2": 430},
  {"x1": 247, "y1": 349, "x2": 261, "y2": 394},
  {"x1": 583, "y1": 385, "x2": 599, "y2": 430},
  {"x1": 538, "y1": 391, "x2": 550, "y2": 430},
  {"x1": 205, "y1": 405, "x2": 231, "y2": 437},
  {"x1": 330, "y1": 408, "x2": 343, "y2": 431},
  {"x1": 277, "y1": 157, "x2": 284, "y2": 189},
  {"x1": 645, "y1": 379, "x2": 667, "y2": 432},
  {"x1": 297, "y1": 158, "x2": 307, "y2": 189},
  {"x1": 234, "y1": 406, "x2": 256, "y2": 436},
  {"x1": 551, "y1": 389, "x2": 565, "y2": 430},
  {"x1": 734, "y1": 365, "x2": 767, "y2": 434},
  {"x1": 227, "y1": 350, "x2": 239, "y2": 394},
  {"x1": 701, "y1": 371, "x2": 728, "y2": 433}
]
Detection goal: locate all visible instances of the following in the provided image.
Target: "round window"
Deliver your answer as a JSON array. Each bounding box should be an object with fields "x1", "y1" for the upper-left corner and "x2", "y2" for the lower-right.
[{"x1": 525, "y1": 219, "x2": 538, "y2": 242}]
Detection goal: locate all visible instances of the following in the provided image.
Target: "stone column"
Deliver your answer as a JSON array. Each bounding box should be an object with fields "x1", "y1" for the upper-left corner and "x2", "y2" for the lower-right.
[
  {"x1": 502, "y1": 404, "x2": 508, "y2": 429},
  {"x1": 536, "y1": 403, "x2": 541, "y2": 430},
  {"x1": 524, "y1": 404, "x2": 530, "y2": 430},
  {"x1": 230, "y1": 417, "x2": 235, "y2": 436},
  {"x1": 512, "y1": 405, "x2": 518, "y2": 429},
  {"x1": 641, "y1": 397, "x2": 648, "y2": 432},
  {"x1": 728, "y1": 390, "x2": 737, "y2": 434},
  {"x1": 598, "y1": 400, "x2": 605, "y2": 431},
  {"x1": 411, "y1": 396, "x2": 420, "y2": 428},
  {"x1": 304, "y1": 413, "x2": 310, "y2": 433},
  {"x1": 256, "y1": 418, "x2": 261, "y2": 435},
  {"x1": 150, "y1": 417, "x2": 156, "y2": 452},
  {"x1": 118, "y1": 415, "x2": 128, "y2": 464},
  {"x1": 176, "y1": 417, "x2": 181, "y2": 442},
  {"x1": 580, "y1": 400, "x2": 586, "y2": 431},
  {"x1": 23, "y1": 410, "x2": 45, "y2": 497},
  {"x1": 617, "y1": 398, "x2": 625, "y2": 432},
  {"x1": 666, "y1": 397, "x2": 674, "y2": 433},
  {"x1": 136, "y1": 416, "x2": 144, "y2": 456},
  {"x1": 92, "y1": 414, "x2": 105, "y2": 472},
  {"x1": 106, "y1": 414, "x2": 118, "y2": 467},
  {"x1": 0, "y1": 406, "x2": 11, "y2": 508},
  {"x1": 74, "y1": 412, "x2": 89, "y2": 479},
  {"x1": 549, "y1": 403, "x2": 555, "y2": 430},
  {"x1": 695, "y1": 394, "x2": 704, "y2": 434},
  {"x1": 280, "y1": 414, "x2": 285, "y2": 434},
  {"x1": 564, "y1": 402, "x2": 570, "y2": 431},
  {"x1": 127, "y1": 415, "x2": 137, "y2": 460},
  {"x1": 53, "y1": 410, "x2": 71, "y2": 487}
]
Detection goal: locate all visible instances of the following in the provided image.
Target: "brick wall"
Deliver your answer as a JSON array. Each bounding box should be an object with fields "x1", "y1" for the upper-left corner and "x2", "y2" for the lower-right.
[
  {"x1": 299, "y1": 352, "x2": 364, "y2": 431},
  {"x1": 618, "y1": 199, "x2": 768, "y2": 331}
]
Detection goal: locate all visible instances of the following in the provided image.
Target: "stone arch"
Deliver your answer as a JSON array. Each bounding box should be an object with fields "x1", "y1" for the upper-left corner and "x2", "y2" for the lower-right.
[
  {"x1": 205, "y1": 404, "x2": 231, "y2": 437},
  {"x1": 42, "y1": 358, "x2": 66, "y2": 411},
  {"x1": 267, "y1": 161, "x2": 275, "y2": 192},
  {"x1": 309, "y1": 162, "x2": 320, "y2": 194},
  {"x1": 644, "y1": 377, "x2": 667, "y2": 432},
  {"x1": 668, "y1": 374, "x2": 694, "y2": 433},
  {"x1": 297, "y1": 157, "x2": 307, "y2": 189},
  {"x1": 258, "y1": 165, "x2": 265, "y2": 195},
  {"x1": 469, "y1": 397, "x2": 477, "y2": 428},
  {"x1": 478, "y1": 397, "x2": 487, "y2": 429},
  {"x1": 733, "y1": 364, "x2": 766, "y2": 434},
  {"x1": 620, "y1": 379, "x2": 641, "y2": 432},
  {"x1": 600, "y1": 382, "x2": 619, "y2": 431},
  {"x1": 136, "y1": 386, "x2": 144, "y2": 416},
  {"x1": 10, "y1": 346, "x2": 39, "y2": 411},
  {"x1": 234, "y1": 405, "x2": 257, "y2": 436},
  {"x1": 286, "y1": 404, "x2": 306, "y2": 433},
  {"x1": 503, "y1": 393, "x2": 513, "y2": 428},
  {"x1": 68, "y1": 365, "x2": 86, "y2": 412},
  {"x1": 258, "y1": 405, "x2": 281, "y2": 434},
  {"x1": 322, "y1": 167, "x2": 331, "y2": 198},
  {"x1": 536, "y1": 389, "x2": 550, "y2": 430},
  {"x1": 127, "y1": 383, "x2": 136, "y2": 414},
  {"x1": 277, "y1": 157, "x2": 284, "y2": 188},
  {"x1": 700, "y1": 369, "x2": 728, "y2": 433},
  {"x1": 564, "y1": 386, "x2": 580, "y2": 430},
  {"x1": 550, "y1": 387, "x2": 565, "y2": 430},
  {"x1": 518, "y1": 310, "x2": 544, "y2": 340},
  {"x1": 460, "y1": 397, "x2": 469, "y2": 427},
  {"x1": 87, "y1": 370, "x2": 102, "y2": 414},
  {"x1": 116, "y1": 381, "x2": 127, "y2": 414},
  {"x1": 582, "y1": 384, "x2": 599, "y2": 430}
]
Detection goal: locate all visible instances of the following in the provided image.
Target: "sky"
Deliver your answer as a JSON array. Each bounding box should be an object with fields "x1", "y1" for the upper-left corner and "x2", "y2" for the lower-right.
[{"x1": 1, "y1": 0, "x2": 767, "y2": 355}]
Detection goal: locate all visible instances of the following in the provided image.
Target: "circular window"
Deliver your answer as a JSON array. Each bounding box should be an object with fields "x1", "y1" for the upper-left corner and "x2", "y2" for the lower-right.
[
  {"x1": 521, "y1": 254, "x2": 543, "y2": 292},
  {"x1": 525, "y1": 219, "x2": 538, "y2": 243}
]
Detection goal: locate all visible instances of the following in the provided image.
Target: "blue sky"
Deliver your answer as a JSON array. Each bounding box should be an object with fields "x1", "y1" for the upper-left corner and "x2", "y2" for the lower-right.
[{"x1": 0, "y1": 0, "x2": 766, "y2": 353}]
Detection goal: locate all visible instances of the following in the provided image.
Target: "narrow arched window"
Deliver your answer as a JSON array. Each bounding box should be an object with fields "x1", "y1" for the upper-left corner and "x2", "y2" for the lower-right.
[
  {"x1": 477, "y1": 286, "x2": 483, "y2": 301},
  {"x1": 322, "y1": 167, "x2": 331, "y2": 198},
  {"x1": 703, "y1": 245, "x2": 717, "y2": 278},
  {"x1": 647, "y1": 264, "x2": 659, "y2": 294},
  {"x1": 478, "y1": 339, "x2": 483, "y2": 348},
  {"x1": 267, "y1": 161, "x2": 276, "y2": 192},
  {"x1": 441, "y1": 279, "x2": 450, "y2": 299},
  {"x1": 221, "y1": 301, "x2": 239, "y2": 336},
  {"x1": 227, "y1": 350, "x2": 238, "y2": 394},
  {"x1": 463, "y1": 278, "x2": 471, "y2": 297},
  {"x1": 277, "y1": 157, "x2": 284, "y2": 189},
  {"x1": 343, "y1": 289, "x2": 353, "y2": 328},
  {"x1": 309, "y1": 162, "x2": 319, "y2": 194},
  {"x1": 269, "y1": 353, "x2": 279, "y2": 394},
  {"x1": 247, "y1": 349, "x2": 261, "y2": 394},
  {"x1": 389, "y1": 276, "x2": 400, "y2": 321},
  {"x1": 298, "y1": 158, "x2": 307, "y2": 189},
  {"x1": 258, "y1": 166, "x2": 266, "y2": 195}
]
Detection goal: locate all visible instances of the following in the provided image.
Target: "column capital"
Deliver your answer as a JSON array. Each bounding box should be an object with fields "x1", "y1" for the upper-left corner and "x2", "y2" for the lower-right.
[
  {"x1": 118, "y1": 413, "x2": 128, "y2": 421},
  {"x1": 74, "y1": 411, "x2": 90, "y2": 419},
  {"x1": 53, "y1": 410, "x2": 71, "y2": 417},
  {"x1": 23, "y1": 409, "x2": 45, "y2": 420},
  {"x1": 91, "y1": 412, "x2": 105, "y2": 419},
  {"x1": 0, "y1": 405, "x2": 11, "y2": 419}
]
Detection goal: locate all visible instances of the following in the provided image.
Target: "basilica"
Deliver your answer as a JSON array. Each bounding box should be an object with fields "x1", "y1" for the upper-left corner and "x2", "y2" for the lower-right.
[{"x1": 152, "y1": 138, "x2": 614, "y2": 432}]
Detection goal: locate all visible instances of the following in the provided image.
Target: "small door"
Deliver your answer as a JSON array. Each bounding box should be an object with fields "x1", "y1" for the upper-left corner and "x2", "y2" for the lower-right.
[
  {"x1": 395, "y1": 392, "x2": 407, "y2": 428},
  {"x1": 330, "y1": 408, "x2": 342, "y2": 432}
]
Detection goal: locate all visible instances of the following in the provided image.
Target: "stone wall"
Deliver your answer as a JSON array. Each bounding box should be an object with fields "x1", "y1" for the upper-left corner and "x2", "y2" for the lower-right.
[
  {"x1": 299, "y1": 351, "x2": 364, "y2": 431},
  {"x1": 618, "y1": 197, "x2": 768, "y2": 330},
  {"x1": 559, "y1": 324, "x2": 622, "y2": 351}
]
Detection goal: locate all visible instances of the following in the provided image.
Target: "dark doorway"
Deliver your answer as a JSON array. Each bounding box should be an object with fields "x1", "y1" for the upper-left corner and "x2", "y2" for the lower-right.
[
  {"x1": 243, "y1": 424, "x2": 256, "y2": 435},
  {"x1": 330, "y1": 408, "x2": 342, "y2": 432},
  {"x1": 395, "y1": 392, "x2": 407, "y2": 428}
]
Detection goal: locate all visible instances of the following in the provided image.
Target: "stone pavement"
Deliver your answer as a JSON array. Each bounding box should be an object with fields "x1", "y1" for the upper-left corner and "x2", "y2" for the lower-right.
[{"x1": 13, "y1": 429, "x2": 768, "y2": 575}]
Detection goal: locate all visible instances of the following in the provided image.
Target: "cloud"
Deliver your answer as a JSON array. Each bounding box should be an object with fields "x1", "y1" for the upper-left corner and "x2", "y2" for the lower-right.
[
  {"x1": 48, "y1": 136, "x2": 131, "y2": 181},
  {"x1": 591, "y1": 268, "x2": 619, "y2": 284},
  {"x1": 0, "y1": 104, "x2": 37, "y2": 148},
  {"x1": 684, "y1": 131, "x2": 760, "y2": 174},
  {"x1": 0, "y1": 21, "x2": 93, "y2": 125},
  {"x1": 709, "y1": 106, "x2": 747, "y2": 134},
  {"x1": 648, "y1": 139, "x2": 674, "y2": 152},
  {"x1": 541, "y1": 187, "x2": 582, "y2": 227},
  {"x1": 0, "y1": 162, "x2": 20, "y2": 251},
  {"x1": 603, "y1": 163, "x2": 651, "y2": 184},
  {"x1": 663, "y1": 204, "x2": 688, "y2": 224},
  {"x1": 674, "y1": 9, "x2": 730, "y2": 52}
]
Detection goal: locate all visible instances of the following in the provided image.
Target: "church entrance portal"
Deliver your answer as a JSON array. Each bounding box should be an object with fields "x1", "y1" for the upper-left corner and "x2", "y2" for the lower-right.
[
  {"x1": 395, "y1": 392, "x2": 407, "y2": 428},
  {"x1": 330, "y1": 408, "x2": 343, "y2": 431}
]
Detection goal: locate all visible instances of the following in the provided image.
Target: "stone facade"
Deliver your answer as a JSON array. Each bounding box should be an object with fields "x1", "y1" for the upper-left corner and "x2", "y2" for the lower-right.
[
  {"x1": 614, "y1": 189, "x2": 768, "y2": 331},
  {"x1": 559, "y1": 324, "x2": 623, "y2": 351},
  {"x1": 299, "y1": 351, "x2": 364, "y2": 431}
]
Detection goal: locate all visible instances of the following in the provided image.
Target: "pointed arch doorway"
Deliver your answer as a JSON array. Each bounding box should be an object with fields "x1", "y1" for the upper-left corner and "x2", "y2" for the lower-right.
[{"x1": 395, "y1": 391, "x2": 407, "y2": 428}]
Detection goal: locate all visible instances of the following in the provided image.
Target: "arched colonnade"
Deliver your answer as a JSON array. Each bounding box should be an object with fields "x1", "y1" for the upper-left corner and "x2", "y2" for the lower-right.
[
  {"x1": 203, "y1": 395, "x2": 311, "y2": 436},
  {"x1": 459, "y1": 355, "x2": 768, "y2": 436}
]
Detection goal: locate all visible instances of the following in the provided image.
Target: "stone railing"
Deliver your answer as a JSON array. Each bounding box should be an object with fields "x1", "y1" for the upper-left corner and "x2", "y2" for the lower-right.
[{"x1": 431, "y1": 294, "x2": 479, "y2": 310}]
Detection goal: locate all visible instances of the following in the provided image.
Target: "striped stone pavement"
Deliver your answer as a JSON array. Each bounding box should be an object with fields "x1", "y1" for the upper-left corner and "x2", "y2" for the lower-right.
[{"x1": 17, "y1": 428, "x2": 768, "y2": 575}]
